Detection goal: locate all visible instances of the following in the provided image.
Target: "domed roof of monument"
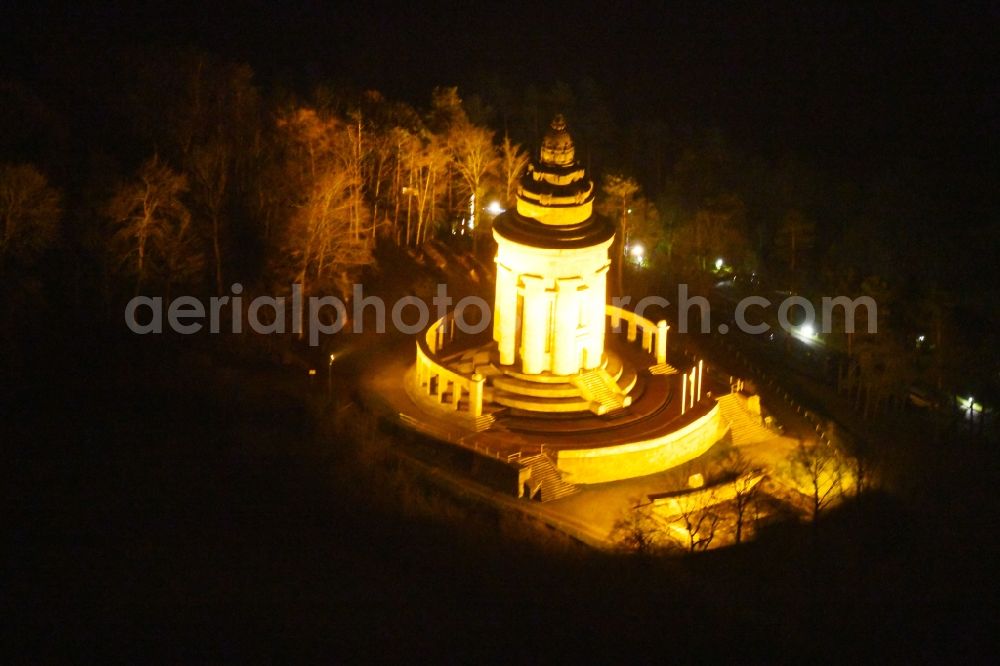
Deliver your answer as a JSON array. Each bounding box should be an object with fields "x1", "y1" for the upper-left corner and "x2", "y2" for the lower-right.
[
  {"x1": 493, "y1": 114, "x2": 614, "y2": 249},
  {"x1": 540, "y1": 114, "x2": 575, "y2": 167}
]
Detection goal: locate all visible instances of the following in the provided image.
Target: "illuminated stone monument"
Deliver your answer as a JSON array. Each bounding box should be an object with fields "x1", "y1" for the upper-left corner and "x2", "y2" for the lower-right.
[
  {"x1": 486, "y1": 115, "x2": 641, "y2": 414},
  {"x1": 401, "y1": 115, "x2": 721, "y2": 492},
  {"x1": 493, "y1": 114, "x2": 611, "y2": 375}
]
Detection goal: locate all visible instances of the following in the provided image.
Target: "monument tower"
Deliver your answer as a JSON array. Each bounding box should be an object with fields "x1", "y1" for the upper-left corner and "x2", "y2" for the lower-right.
[
  {"x1": 492, "y1": 114, "x2": 613, "y2": 376},
  {"x1": 394, "y1": 115, "x2": 721, "y2": 490}
]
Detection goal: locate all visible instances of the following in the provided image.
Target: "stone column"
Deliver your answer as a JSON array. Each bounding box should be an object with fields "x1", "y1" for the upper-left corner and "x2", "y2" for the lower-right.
[
  {"x1": 520, "y1": 275, "x2": 547, "y2": 375},
  {"x1": 585, "y1": 266, "x2": 608, "y2": 369},
  {"x1": 470, "y1": 373, "x2": 484, "y2": 417},
  {"x1": 552, "y1": 278, "x2": 579, "y2": 375},
  {"x1": 495, "y1": 263, "x2": 518, "y2": 365},
  {"x1": 657, "y1": 320, "x2": 668, "y2": 364}
]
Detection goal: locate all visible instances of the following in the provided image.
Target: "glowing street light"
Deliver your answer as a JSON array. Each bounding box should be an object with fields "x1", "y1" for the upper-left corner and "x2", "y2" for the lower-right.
[
  {"x1": 486, "y1": 200, "x2": 504, "y2": 216},
  {"x1": 629, "y1": 243, "x2": 646, "y2": 267},
  {"x1": 715, "y1": 257, "x2": 724, "y2": 270},
  {"x1": 961, "y1": 396, "x2": 982, "y2": 412},
  {"x1": 792, "y1": 323, "x2": 818, "y2": 343}
]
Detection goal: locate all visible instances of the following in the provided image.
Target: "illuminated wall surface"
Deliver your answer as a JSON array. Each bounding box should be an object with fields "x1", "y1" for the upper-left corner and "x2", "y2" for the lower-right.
[
  {"x1": 492, "y1": 115, "x2": 616, "y2": 376},
  {"x1": 555, "y1": 403, "x2": 722, "y2": 485}
]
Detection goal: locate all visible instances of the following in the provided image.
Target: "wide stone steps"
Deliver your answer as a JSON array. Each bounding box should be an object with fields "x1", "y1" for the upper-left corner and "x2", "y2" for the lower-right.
[
  {"x1": 497, "y1": 352, "x2": 611, "y2": 384},
  {"x1": 574, "y1": 369, "x2": 630, "y2": 415},
  {"x1": 648, "y1": 363, "x2": 679, "y2": 375},
  {"x1": 492, "y1": 391, "x2": 592, "y2": 412},
  {"x1": 519, "y1": 454, "x2": 579, "y2": 501},
  {"x1": 716, "y1": 393, "x2": 773, "y2": 446},
  {"x1": 492, "y1": 375, "x2": 581, "y2": 398}
]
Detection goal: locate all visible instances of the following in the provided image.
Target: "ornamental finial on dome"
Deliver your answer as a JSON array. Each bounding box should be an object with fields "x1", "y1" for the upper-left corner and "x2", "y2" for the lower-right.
[{"x1": 540, "y1": 114, "x2": 575, "y2": 167}]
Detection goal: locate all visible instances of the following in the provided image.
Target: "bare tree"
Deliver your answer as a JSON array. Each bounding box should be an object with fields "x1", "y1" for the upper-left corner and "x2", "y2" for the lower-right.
[
  {"x1": 276, "y1": 108, "x2": 373, "y2": 296},
  {"x1": 672, "y1": 487, "x2": 722, "y2": 553},
  {"x1": 610, "y1": 499, "x2": 663, "y2": 554},
  {"x1": 719, "y1": 448, "x2": 762, "y2": 544},
  {"x1": 345, "y1": 109, "x2": 371, "y2": 246},
  {"x1": 107, "y1": 156, "x2": 196, "y2": 295},
  {"x1": 390, "y1": 127, "x2": 421, "y2": 246},
  {"x1": 600, "y1": 173, "x2": 639, "y2": 296},
  {"x1": 357, "y1": 95, "x2": 400, "y2": 242},
  {"x1": 158, "y1": 206, "x2": 205, "y2": 300},
  {"x1": 412, "y1": 133, "x2": 451, "y2": 246},
  {"x1": 0, "y1": 163, "x2": 60, "y2": 272},
  {"x1": 497, "y1": 134, "x2": 529, "y2": 207},
  {"x1": 675, "y1": 193, "x2": 750, "y2": 275},
  {"x1": 188, "y1": 140, "x2": 229, "y2": 294},
  {"x1": 789, "y1": 439, "x2": 844, "y2": 522},
  {"x1": 775, "y1": 208, "x2": 815, "y2": 274},
  {"x1": 129, "y1": 53, "x2": 262, "y2": 295},
  {"x1": 448, "y1": 122, "x2": 497, "y2": 250}
]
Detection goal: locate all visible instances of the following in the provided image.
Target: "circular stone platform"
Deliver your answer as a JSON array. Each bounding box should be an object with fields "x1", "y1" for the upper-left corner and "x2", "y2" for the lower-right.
[{"x1": 362, "y1": 332, "x2": 726, "y2": 487}]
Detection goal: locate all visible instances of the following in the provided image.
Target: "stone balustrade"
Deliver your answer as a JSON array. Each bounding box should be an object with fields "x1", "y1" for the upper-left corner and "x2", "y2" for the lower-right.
[
  {"x1": 414, "y1": 311, "x2": 485, "y2": 417},
  {"x1": 605, "y1": 304, "x2": 668, "y2": 365}
]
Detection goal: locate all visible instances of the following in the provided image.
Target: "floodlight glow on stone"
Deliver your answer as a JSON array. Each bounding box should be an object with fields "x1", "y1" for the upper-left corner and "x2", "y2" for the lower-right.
[{"x1": 397, "y1": 113, "x2": 722, "y2": 487}]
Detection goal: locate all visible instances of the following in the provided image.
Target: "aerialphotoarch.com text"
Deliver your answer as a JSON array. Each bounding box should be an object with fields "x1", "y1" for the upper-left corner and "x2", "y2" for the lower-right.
[{"x1": 125, "y1": 283, "x2": 877, "y2": 346}]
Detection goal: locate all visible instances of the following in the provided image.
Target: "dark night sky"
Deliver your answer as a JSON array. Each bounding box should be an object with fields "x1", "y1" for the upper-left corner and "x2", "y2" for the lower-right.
[{"x1": 3, "y1": 1, "x2": 996, "y2": 191}]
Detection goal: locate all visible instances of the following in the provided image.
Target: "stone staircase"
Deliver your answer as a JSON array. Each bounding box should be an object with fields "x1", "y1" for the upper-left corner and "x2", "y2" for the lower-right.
[
  {"x1": 519, "y1": 453, "x2": 579, "y2": 501},
  {"x1": 574, "y1": 368, "x2": 631, "y2": 415},
  {"x1": 648, "y1": 362, "x2": 679, "y2": 375},
  {"x1": 473, "y1": 413, "x2": 496, "y2": 432},
  {"x1": 715, "y1": 393, "x2": 773, "y2": 446}
]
